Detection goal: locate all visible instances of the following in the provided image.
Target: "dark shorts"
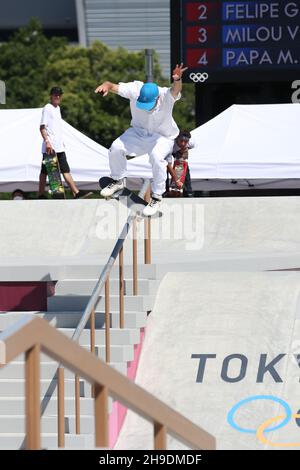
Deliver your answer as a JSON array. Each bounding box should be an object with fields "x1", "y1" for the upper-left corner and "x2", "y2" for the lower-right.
[{"x1": 41, "y1": 151, "x2": 70, "y2": 175}]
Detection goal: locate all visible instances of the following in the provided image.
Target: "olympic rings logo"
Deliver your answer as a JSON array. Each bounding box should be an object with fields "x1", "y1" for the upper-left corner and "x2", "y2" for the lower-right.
[
  {"x1": 189, "y1": 72, "x2": 209, "y2": 83},
  {"x1": 227, "y1": 395, "x2": 300, "y2": 447}
]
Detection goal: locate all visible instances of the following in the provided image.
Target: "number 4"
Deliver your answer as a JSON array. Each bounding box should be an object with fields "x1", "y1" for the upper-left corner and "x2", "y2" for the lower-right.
[{"x1": 198, "y1": 51, "x2": 208, "y2": 65}]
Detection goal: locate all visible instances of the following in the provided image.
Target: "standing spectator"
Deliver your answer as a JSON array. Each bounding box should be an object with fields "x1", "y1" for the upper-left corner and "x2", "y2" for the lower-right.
[{"x1": 39, "y1": 87, "x2": 91, "y2": 199}]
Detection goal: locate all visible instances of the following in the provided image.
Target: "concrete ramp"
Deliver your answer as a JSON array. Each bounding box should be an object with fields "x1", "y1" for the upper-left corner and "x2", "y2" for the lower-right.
[
  {"x1": 0, "y1": 200, "x2": 132, "y2": 281},
  {"x1": 115, "y1": 272, "x2": 300, "y2": 450},
  {"x1": 149, "y1": 197, "x2": 300, "y2": 271},
  {"x1": 0, "y1": 200, "x2": 122, "y2": 258},
  {"x1": 1, "y1": 197, "x2": 300, "y2": 274}
]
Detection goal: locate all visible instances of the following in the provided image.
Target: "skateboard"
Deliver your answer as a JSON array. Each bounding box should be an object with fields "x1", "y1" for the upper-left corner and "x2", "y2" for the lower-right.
[
  {"x1": 42, "y1": 153, "x2": 66, "y2": 199},
  {"x1": 99, "y1": 177, "x2": 162, "y2": 218},
  {"x1": 168, "y1": 157, "x2": 188, "y2": 197}
]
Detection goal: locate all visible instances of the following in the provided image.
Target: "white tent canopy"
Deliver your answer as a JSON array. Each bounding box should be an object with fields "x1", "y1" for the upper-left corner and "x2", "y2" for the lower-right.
[
  {"x1": 0, "y1": 108, "x2": 152, "y2": 192},
  {"x1": 1, "y1": 104, "x2": 300, "y2": 192},
  {"x1": 189, "y1": 103, "x2": 300, "y2": 180}
]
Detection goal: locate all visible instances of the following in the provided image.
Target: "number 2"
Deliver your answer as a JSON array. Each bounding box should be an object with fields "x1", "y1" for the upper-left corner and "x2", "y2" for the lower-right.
[{"x1": 198, "y1": 4, "x2": 207, "y2": 20}]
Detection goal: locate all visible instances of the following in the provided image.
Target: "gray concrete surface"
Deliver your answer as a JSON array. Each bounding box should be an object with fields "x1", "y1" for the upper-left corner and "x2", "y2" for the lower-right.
[
  {"x1": 115, "y1": 271, "x2": 300, "y2": 450},
  {"x1": 0, "y1": 200, "x2": 117, "y2": 258},
  {"x1": 149, "y1": 196, "x2": 300, "y2": 271},
  {"x1": 0, "y1": 199, "x2": 155, "y2": 449},
  {"x1": 2, "y1": 197, "x2": 300, "y2": 449},
  {"x1": 1, "y1": 197, "x2": 300, "y2": 279}
]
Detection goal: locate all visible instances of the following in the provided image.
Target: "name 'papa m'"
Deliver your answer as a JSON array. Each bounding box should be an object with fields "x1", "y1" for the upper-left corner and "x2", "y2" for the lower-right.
[{"x1": 224, "y1": 49, "x2": 298, "y2": 67}]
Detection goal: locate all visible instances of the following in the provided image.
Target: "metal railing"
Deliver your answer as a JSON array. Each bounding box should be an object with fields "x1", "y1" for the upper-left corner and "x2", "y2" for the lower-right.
[
  {"x1": 0, "y1": 316, "x2": 216, "y2": 450},
  {"x1": 56, "y1": 181, "x2": 152, "y2": 444}
]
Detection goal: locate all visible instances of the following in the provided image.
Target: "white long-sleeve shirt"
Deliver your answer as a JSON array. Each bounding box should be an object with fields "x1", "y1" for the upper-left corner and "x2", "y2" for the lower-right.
[{"x1": 118, "y1": 80, "x2": 181, "y2": 140}]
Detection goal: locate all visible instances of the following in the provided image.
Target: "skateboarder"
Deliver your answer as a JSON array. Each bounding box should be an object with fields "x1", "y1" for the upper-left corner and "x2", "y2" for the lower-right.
[
  {"x1": 95, "y1": 63, "x2": 188, "y2": 216},
  {"x1": 39, "y1": 87, "x2": 90, "y2": 199},
  {"x1": 167, "y1": 130, "x2": 195, "y2": 197}
]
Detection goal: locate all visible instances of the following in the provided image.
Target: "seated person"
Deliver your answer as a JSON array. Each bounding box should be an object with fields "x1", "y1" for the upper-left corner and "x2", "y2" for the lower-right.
[{"x1": 12, "y1": 189, "x2": 25, "y2": 200}]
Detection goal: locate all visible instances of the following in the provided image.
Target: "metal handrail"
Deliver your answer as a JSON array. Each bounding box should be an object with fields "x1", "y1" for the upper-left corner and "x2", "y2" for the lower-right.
[
  {"x1": 72, "y1": 212, "x2": 136, "y2": 342},
  {"x1": 0, "y1": 316, "x2": 216, "y2": 450},
  {"x1": 57, "y1": 181, "x2": 151, "y2": 441},
  {"x1": 39, "y1": 179, "x2": 152, "y2": 444},
  {"x1": 73, "y1": 178, "x2": 151, "y2": 343}
]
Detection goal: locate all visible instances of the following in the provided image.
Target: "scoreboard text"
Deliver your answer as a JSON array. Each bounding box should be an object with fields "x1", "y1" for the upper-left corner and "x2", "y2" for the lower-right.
[{"x1": 171, "y1": 1, "x2": 300, "y2": 83}]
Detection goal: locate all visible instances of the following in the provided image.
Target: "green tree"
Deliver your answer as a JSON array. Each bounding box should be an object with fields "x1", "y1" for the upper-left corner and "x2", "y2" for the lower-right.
[
  {"x1": 0, "y1": 20, "x2": 195, "y2": 148},
  {"x1": 0, "y1": 18, "x2": 66, "y2": 108}
]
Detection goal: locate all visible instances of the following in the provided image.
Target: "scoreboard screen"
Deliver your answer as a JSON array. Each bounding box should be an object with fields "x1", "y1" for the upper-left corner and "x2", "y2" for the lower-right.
[{"x1": 171, "y1": 0, "x2": 300, "y2": 83}]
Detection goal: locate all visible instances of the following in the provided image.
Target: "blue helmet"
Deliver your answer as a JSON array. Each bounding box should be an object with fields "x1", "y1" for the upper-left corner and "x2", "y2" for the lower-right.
[{"x1": 136, "y1": 82, "x2": 159, "y2": 111}]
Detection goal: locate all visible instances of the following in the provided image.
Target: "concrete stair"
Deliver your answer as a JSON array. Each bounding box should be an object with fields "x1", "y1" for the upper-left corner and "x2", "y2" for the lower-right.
[
  {"x1": 0, "y1": 360, "x2": 127, "y2": 379},
  {"x1": 0, "y1": 273, "x2": 161, "y2": 449},
  {"x1": 0, "y1": 433, "x2": 95, "y2": 450},
  {"x1": 61, "y1": 327, "x2": 141, "y2": 344},
  {"x1": 63, "y1": 264, "x2": 160, "y2": 281},
  {"x1": 0, "y1": 310, "x2": 148, "y2": 329},
  {"x1": 55, "y1": 279, "x2": 160, "y2": 296},
  {"x1": 0, "y1": 397, "x2": 112, "y2": 415},
  {"x1": 0, "y1": 378, "x2": 118, "y2": 399},
  {"x1": 47, "y1": 294, "x2": 155, "y2": 312},
  {"x1": 0, "y1": 415, "x2": 96, "y2": 434}
]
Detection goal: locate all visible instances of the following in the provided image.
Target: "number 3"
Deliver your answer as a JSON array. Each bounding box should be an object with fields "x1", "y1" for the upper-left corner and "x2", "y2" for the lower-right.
[{"x1": 198, "y1": 28, "x2": 207, "y2": 43}]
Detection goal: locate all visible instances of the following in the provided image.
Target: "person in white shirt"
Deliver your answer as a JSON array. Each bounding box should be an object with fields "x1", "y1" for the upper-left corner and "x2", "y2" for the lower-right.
[
  {"x1": 39, "y1": 87, "x2": 88, "y2": 199},
  {"x1": 95, "y1": 63, "x2": 187, "y2": 216}
]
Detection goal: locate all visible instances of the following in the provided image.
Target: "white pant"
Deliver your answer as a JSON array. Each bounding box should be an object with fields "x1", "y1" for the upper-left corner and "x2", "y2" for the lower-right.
[{"x1": 109, "y1": 127, "x2": 174, "y2": 196}]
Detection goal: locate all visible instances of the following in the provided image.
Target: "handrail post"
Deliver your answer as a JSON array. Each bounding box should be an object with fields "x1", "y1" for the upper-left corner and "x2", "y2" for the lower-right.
[
  {"x1": 144, "y1": 185, "x2": 151, "y2": 203},
  {"x1": 90, "y1": 308, "x2": 95, "y2": 398},
  {"x1": 132, "y1": 217, "x2": 138, "y2": 295},
  {"x1": 90, "y1": 308, "x2": 95, "y2": 356},
  {"x1": 144, "y1": 217, "x2": 151, "y2": 264},
  {"x1": 75, "y1": 374, "x2": 81, "y2": 434},
  {"x1": 25, "y1": 344, "x2": 40, "y2": 450},
  {"x1": 154, "y1": 422, "x2": 167, "y2": 450},
  {"x1": 94, "y1": 384, "x2": 109, "y2": 448},
  {"x1": 105, "y1": 277, "x2": 111, "y2": 363},
  {"x1": 57, "y1": 366, "x2": 65, "y2": 448},
  {"x1": 119, "y1": 246, "x2": 124, "y2": 328}
]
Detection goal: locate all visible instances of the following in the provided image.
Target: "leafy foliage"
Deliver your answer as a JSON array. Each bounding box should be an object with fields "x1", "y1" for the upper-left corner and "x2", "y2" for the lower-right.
[{"x1": 0, "y1": 19, "x2": 195, "y2": 147}]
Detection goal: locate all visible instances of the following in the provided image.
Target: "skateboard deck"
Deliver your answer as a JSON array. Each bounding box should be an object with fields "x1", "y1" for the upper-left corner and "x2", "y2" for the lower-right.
[
  {"x1": 43, "y1": 153, "x2": 66, "y2": 199},
  {"x1": 168, "y1": 158, "x2": 188, "y2": 197},
  {"x1": 99, "y1": 177, "x2": 162, "y2": 218}
]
